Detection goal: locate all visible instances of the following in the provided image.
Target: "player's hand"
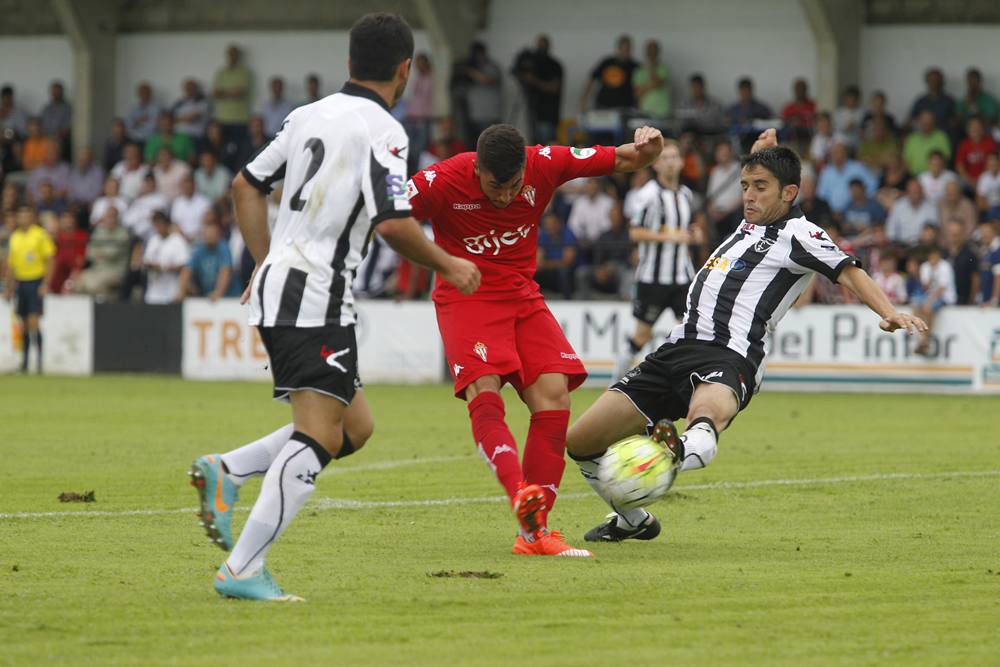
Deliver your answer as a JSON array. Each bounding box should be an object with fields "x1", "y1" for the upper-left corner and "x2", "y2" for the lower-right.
[
  {"x1": 633, "y1": 125, "x2": 664, "y2": 154},
  {"x1": 750, "y1": 128, "x2": 778, "y2": 153},
  {"x1": 37, "y1": 283, "x2": 48, "y2": 298},
  {"x1": 441, "y1": 257, "x2": 481, "y2": 295},
  {"x1": 240, "y1": 265, "x2": 259, "y2": 305},
  {"x1": 879, "y1": 311, "x2": 928, "y2": 335}
]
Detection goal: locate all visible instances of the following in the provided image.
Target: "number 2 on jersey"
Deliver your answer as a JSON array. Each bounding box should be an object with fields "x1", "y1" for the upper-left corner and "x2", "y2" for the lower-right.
[{"x1": 289, "y1": 138, "x2": 325, "y2": 211}]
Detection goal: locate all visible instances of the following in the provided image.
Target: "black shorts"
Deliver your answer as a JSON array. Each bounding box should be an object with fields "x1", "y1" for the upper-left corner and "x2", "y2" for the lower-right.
[
  {"x1": 611, "y1": 340, "x2": 757, "y2": 428},
  {"x1": 15, "y1": 279, "x2": 44, "y2": 318},
  {"x1": 258, "y1": 324, "x2": 362, "y2": 405},
  {"x1": 632, "y1": 282, "x2": 689, "y2": 325}
]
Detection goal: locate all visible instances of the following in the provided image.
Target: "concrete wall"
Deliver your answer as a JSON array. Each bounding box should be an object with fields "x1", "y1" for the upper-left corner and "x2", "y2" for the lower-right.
[{"x1": 0, "y1": 36, "x2": 73, "y2": 114}]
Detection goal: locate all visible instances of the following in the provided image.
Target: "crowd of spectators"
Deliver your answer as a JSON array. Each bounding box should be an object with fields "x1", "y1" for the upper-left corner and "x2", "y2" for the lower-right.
[{"x1": 2, "y1": 36, "x2": 999, "y2": 327}]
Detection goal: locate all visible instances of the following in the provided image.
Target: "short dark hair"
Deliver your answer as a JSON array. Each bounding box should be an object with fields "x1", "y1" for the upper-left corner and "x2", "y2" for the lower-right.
[
  {"x1": 740, "y1": 146, "x2": 801, "y2": 188},
  {"x1": 928, "y1": 150, "x2": 945, "y2": 161},
  {"x1": 689, "y1": 73, "x2": 705, "y2": 85},
  {"x1": 844, "y1": 85, "x2": 860, "y2": 98},
  {"x1": 848, "y1": 178, "x2": 865, "y2": 189},
  {"x1": 738, "y1": 77, "x2": 753, "y2": 89},
  {"x1": 348, "y1": 13, "x2": 414, "y2": 82},
  {"x1": 476, "y1": 124, "x2": 526, "y2": 184}
]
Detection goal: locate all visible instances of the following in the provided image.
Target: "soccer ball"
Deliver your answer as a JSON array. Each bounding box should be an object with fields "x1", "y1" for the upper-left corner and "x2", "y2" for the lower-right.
[{"x1": 597, "y1": 434, "x2": 678, "y2": 510}]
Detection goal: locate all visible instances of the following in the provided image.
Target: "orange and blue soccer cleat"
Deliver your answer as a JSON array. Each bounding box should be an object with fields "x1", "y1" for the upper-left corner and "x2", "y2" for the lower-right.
[{"x1": 512, "y1": 530, "x2": 593, "y2": 557}]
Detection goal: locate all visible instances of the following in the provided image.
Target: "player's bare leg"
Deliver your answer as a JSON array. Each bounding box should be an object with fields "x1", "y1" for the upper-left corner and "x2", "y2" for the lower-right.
[{"x1": 614, "y1": 321, "x2": 653, "y2": 384}]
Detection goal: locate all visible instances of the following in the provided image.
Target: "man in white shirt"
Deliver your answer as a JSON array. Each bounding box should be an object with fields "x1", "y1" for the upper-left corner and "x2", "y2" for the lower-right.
[
  {"x1": 913, "y1": 245, "x2": 956, "y2": 355},
  {"x1": 123, "y1": 174, "x2": 169, "y2": 242},
  {"x1": 706, "y1": 140, "x2": 742, "y2": 238},
  {"x1": 917, "y1": 150, "x2": 959, "y2": 206},
  {"x1": 143, "y1": 211, "x2": 191, "y2": 304},
  {"x1": 152, "y1": 147, "x2": 191, "y2": 201},
  {"x1": 110, "y1": 143, "x2": 149, "y2": 203},
  {"x1": 89, "y1": 175, "x2": 129, "y2": 226},
  {"x1": 568, "y1": 178, "x2": 614, "y2": 256},
  {"x1": 193, "y1": 151, "x2": 233, "y2": 203},
  {"x1": 170, "y1": 174, "x2": 213, "y2": 240},
  {"x1": 976, "y1": 152, "x2": 1000, "y2": 215},
  {"x1": 886, "y1": 178, "x2": 938, "y2": 245}
]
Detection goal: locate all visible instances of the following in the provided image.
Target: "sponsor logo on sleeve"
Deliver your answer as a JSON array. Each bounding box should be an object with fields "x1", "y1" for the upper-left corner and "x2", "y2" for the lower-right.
[
  {"x1": 570, "y1": 147, "x2": 597, "y2": 160},
  {"x1": 405, "y1": 178, "x2": 419, "y2": 200}
]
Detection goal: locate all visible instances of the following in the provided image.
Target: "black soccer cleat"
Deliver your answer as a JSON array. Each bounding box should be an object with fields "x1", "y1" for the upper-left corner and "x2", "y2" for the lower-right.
[
  {"x1": 584, "y1": 512, "x2": 661, "y2": 543},
  {"x1": 651, "y1": 418, "x2": 683, "y2": 468}
]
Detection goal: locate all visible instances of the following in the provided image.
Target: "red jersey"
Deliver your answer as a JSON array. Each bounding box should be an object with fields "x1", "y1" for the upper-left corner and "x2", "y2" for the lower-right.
[
  {"x1": 406, "y1": 144, "x2": 616, "y2": 303},
  {"x1": 956, "y1": 135, "x2": 997, "y2": 182}
]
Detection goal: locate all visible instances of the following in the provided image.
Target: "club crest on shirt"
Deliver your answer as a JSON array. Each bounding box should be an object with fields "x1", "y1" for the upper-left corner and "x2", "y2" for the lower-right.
[
  {"x1": 521, "y1": 185, "x2": 536, "y2": 207},
  {"x1": 754, "y1": 237, "x2": 776, "y2": 253},
  {"x1": 473, "y1": 341, "x2": 488, "y2": 362}
]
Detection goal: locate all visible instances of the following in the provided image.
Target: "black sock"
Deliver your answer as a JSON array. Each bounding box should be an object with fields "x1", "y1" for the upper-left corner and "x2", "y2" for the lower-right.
[
  {"x1": 568, "y1": 449, "x2": 605, "y2": 462},
  {"x1": 334, "y1": 432, "x2": 356, "y2": 460},
  {"x1": 687, "y1": 416, "x2": 719, "y2": 439},
  {"x1": 21, "y1": 336, "x2": 29, "y2": 370}
]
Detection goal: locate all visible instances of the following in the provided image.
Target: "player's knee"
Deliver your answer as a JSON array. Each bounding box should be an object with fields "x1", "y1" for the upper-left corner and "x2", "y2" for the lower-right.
[{"x1": 348, "y1": 421, "x2": 374, "y2": 450}]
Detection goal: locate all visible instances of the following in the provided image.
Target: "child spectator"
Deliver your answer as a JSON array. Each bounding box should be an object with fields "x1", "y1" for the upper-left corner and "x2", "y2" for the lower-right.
[
  {"x1": 872, "y1": 253, "x2": 907, "y2": 305},
  {"x1": 913, "y1": 245, "x2": 956, "y2": 355}
]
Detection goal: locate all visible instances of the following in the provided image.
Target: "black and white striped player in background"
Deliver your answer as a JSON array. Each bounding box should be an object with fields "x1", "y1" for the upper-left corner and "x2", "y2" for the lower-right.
[
  {"x1": 615, "y1": 139, "x2": 705, "y2": 381},
  {"x1": 567, "y1": 130, "x2": 928, "y2": 543}
]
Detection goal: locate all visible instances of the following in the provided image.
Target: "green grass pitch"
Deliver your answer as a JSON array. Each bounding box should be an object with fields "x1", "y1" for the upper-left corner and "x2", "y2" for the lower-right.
[{"x1": 1, "y1": 375, "x2": 997, "y2": 666}]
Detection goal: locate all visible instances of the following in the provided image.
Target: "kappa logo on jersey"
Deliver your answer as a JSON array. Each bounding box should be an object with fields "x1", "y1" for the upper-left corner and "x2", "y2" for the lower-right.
[
  {"x1": 453, "y1": 202, "x2": 482, "y2": 211},
  {"x1": 809, "y1": 230, "x2": 828, "y2": 241},
  {"x1": 538, "y1": 146, "x2": 552, "y2": 160},
  {"x1": 473, "y1": 341, "x2": 488, "y2": 362},
  {"x1": 570, "y1": 147, "x2": 597, "y2": 160},
  {"x1": 423, "y1": 169, "x2": 436, "y2": 187},
  {"x1": 452, "y1": 363, "x2": 464, "y2": 377},
  {"x1": 754, "y1": 237, "x2": 776, "y2": 253},
  {"x1": 521, "y1": 185, "x2": 536, "y2": 207},
  {"x1": 462, "y1": 224, "x2": 531, "y2": 255},
  {"x1": 296, "y1": 469, "x2": 319, "y2": 485},
  {"x1": 320, "y1": 345, "x2": 351, "y2": 372},
  {"x1": 405, "y1": 178, "x2": 419, "y2": 200}
]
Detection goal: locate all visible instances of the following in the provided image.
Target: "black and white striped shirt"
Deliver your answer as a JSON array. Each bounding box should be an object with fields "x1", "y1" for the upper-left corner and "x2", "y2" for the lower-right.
[
  {"x1": 669, "y1": 206, "x2": 860, "y2": 383},
  {"x1": 242, "y1": 83, "x2": 411, "y2": 328},
  {"x1": 631, "y1": 180, "x2": 695, "y2": 286}
]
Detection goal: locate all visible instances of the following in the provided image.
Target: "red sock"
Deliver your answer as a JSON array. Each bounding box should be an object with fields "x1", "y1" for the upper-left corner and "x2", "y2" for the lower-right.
[
  {"x1": 522, "y1": 409, "x2": 570, "y2": 515},
  {"x1": 468, "y1": 392, "x2": 523, "y2": 502}
]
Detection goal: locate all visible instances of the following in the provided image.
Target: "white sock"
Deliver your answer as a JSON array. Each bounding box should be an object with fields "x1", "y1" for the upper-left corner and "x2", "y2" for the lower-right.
[
  {"x1": 226, "y1": 433, "x2": 330, "y2": 576},
  {"x1": 574, "y1": 456, "x2": 650, "y2": 528},
  {"x1": 679, "y1": 421, "x2": 718, "y2": 472},
  {"x1": 221, "y1": 424, "x2": 295, "y2": 487}
]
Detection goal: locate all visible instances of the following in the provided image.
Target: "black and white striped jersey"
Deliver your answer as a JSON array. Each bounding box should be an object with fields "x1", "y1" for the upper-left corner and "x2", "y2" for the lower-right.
[
  {"x1": 668, "y1": 205, "x2": 860, "y2": 382},
  {"x1": 631, "y1": 180, "x2": 695, "y2": 286},
  {"x1": 242, "y1": 83, "x2": 412, "y2": 328}
]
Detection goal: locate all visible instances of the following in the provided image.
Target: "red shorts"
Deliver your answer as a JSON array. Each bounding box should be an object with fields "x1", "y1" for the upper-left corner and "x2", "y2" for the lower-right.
[{"x1": 435, "y1": 297, "x2": 588, "y2": 398}]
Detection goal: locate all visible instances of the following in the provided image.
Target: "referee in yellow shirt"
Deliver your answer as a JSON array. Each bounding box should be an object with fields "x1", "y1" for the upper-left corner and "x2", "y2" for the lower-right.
[{"x1": 3, "y1": 206, "x2": 55, "y2": 373}]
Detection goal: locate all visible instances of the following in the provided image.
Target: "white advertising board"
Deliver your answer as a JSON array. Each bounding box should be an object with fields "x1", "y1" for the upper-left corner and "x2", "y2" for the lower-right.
[{"x1": 0, "y1": 296, "x2": 93, "y2": 375}]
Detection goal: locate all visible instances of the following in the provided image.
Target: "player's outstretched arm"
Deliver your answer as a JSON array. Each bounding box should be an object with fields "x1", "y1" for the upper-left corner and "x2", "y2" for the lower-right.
[
  {"x1": 838, "y1": 265, "x2": 928, "y2": 334},
  {"x1": 613, "y1": 126, "x2": 665, "y2": 173},
  {"x1": 377, "y1": 216, "x2": 481, "y2": 295}
]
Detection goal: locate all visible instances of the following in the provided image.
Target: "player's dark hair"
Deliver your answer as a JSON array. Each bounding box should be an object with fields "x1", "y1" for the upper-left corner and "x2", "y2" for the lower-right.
[
  {"x1": 476, "y1": 124, "x2": 526, "y2": 184},
  {"x1": 740, "y1": 146, "x2": 801, "y2": 188},
  {"x1": 349, "y1": 13, "x2": 414, "y2": 82}
]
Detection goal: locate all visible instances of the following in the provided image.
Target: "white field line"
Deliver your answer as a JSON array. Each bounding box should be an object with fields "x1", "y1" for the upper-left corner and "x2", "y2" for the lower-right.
[{"x1": 1, "y1": 469, "x2": 998, "y2": 521}]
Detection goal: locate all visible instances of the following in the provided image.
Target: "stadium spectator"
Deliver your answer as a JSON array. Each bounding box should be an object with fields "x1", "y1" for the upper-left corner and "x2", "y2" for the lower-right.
[
  {"x1": 675, "y1": 73, "x2": 726, "y2": 134},
  {"x1": 955, "y1": 116, "x2": 996, "y2": 185},
  {"x1": 201, "y1": 120, "x2": 242, "y2": 173},
  {"x1": 886, "y1": 178, "x2": 937, "y2": 245},
  {"x1": 957, "y1": 67, "x2": 998, "y2": 126},
  {"x1": 816, "y1": 140, "x2": 877, "y2": 214},
  {"x1": 259, "y1": 76, "x2": 293, "y2": 139},
  {"x1": 425, "y1": 117, "x2": 467, "y2": 161},
  {"x1": 143, "y1": 210, "x2": 191, "y2": 305},
  {"x1": 243, "y1": 115, "x2": 268, "y2": 165},
  {"x1": 913, "y1": 245, "x2": 956, "y2": 355},
  {"x1": 170, "y1": 174, "x2": 212, "y2": 241},
  {"x1": 780, "y1": 78, "x2": 816, "y2": 144},
  {"x1": 193, "y1": 150, "x2": 232, "y2": 204},
  {"x1": 833, "y1": 85, "x2": 864, "y2": 147},
  {"x1": 581, "y1": 35, "x2": 639, "y2": 112},
  {"x1": 575, "y1": 201, "x2": 633, "y2": 299},
  {"x1": 842, "y1": 178, "x2": 885, "y2": 235},
  {"x1": 455, "y1": 41, "x2": 502, "y2": 146},
  {"x1": 69, "y1": 207, "x2": 130, "y2": 300},
  {"x1": 176, "y1": 221, "x2": 235, "y2": 301},
  {"x1": 977, "y1": 152, "x2": 1000, "y2": 216},
  {"x1": 903, "y1": 109, "x2": 951, "y2": 175},
  {"x1": 535, "y1": 210, "x2": 578, "y2": 299},
  {"x1": 706, "y1": 140, "x2": 743, "y2": 239},
  {"x1": 39, "y1": 81, "x2": 72, "y2": 158},
  {"x1": 872, "y1": 253, "x2": 907, "y2": 305},
  {"x1": 568, "y1": 178, "x2": 614, "y2": 258},
  {"x1": 944, "y1": 220, "x2": 977, "y2": 305},
  {"x1": 212, "y1": 44, "x2": 252, "y2": 143},
  {"x1": 0, "y1": 85, "x2": 27, "y2": 138},
  {"x1": 727, "y1": 77, "x2": 773, "y2": 151},
  {"x1": 862, "y1": 90, "x2": 899, "y2": 138},
  {"x1": 123, "y1": 173, "x2": 167, "y2": 241},
  {"x1": 796, "y1": 170, "x2": 834, "y2": 228},
  {"x1": 858, "y1": 115, "x2": 901, "y2": 170},
  {"x1": 917, "y1": 151, "x2": 958, "y2": 206},
  {"x1": 89, "y1": 176, "x2": 128, "y2": 226},
  {"x1": 51, "y1": 210, "x2": 87, "y2": 294},
  {"x1": 125, "y1": 82, "x2": 161, "y2": 145},
  {"x1": 144, "y1": 111, "x2": 195, "y2": 164},
  {"x1": 403, "y1": 53, "x2": 435, "y2": 169},
  {"x1": 21, "y1": 118, "x2": 48, "y2": 171},
  {"x1": 302, "y1": 72, "x2": 321, "y2": 105},
  {"x1": 152, "y1": 147, "x2": 191, "y2": 201},
  {"x1": 173, "y1": 78, "x2": 211, "y2": 140},
  {"x1": 35, "y1": 181, "x2": 67, "y2": 218},
  {"x1": 102, "y1": 118, "x2": 127, "y2": 171},
  {"x1": 3, "y1": 206, "x2": 53, "y2": 372},
  {"x1": 110, "y1": 143, "x2": 150, "y2": 203},
  {"x1": 938, "y1": 180, "x2": 977, "y2": 239},
  {"x1": 909, "y1": 68, "x2": 956, "y2": 134},
  {"x1": 977, "y1": 219, "x2": 1000, "y2": 306},
  {"x1": 876, "y1": 152, "x2": 911, "y2": 209},
  {"x1": 66, "y1": 147, "x2": 104, "y2": 206},
  {"x1": 633, "y1": 39, "x2": 670, "y2": 120},
  {"x1": 28, "y1": 141, "x2": 70, "y2": 204},
  {"x1": 511, "y1": 35, "x2": 563, "y2": 145},
  {"x1": 808, "y1": 111, "x2": 839, "y2": 168}
]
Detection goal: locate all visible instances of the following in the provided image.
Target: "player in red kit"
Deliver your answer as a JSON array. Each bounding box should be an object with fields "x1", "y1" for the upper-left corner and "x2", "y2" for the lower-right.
[{"x1": 406, "y1": 123, "x2": 663, "y2": 556}]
